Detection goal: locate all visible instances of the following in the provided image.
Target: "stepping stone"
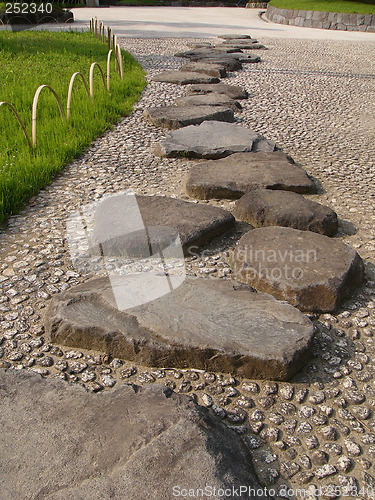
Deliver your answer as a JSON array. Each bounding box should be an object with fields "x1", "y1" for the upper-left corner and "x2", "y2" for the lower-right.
[
  {"x1": 186, "y1": 41, "x2": 213, "y2": 48},
  {"x1": 176, "y1": 50, "x2": 244, "y2": 71},
  {"x1": 175, "y1": 93, "x2": 242, "y2": 112},
  {"x1": 144, "y1": 105, "x2": 234, "y2": 129},
  {"x1": 186, "y1": 152, "x2": 317, "y2": 198},
  {"x1": 193, "y1": 56, "x2": 243, "y2": 71},
  {"x1": 0, "y1": 370, "x2": 270, "y2": 499},
  {"x1": 179, "y1": 62, "x2": 227, "y2": 78},
  {"x1": 90, "y1": 194, "x2": 235, "y2": 257},
  {"x1": 175, "y1": 48, "x2": 240, "y2": 58},
  {"x1": 232, "y1": 226, "x2": 364, "y2": 313},
  {"x1": 219, "y1": 33, "x2": 253, "y2": 39},
  {"x1": 187, "y1": 83, "x2": 248, "y2": 100},
  {"x1": 229, "y1": 53, "x2": 262, "y2": 64},
  {"x1": 233, "y1": 188, "x2": 338, "y2": 236},
  {"x1": 155, "y1": 121, "x2": 276, "y2": 159},
  {"x1": 151, "y1": 71, "x2": 220, "y2": 85},
  {"x1": 220, "y1": 43, "x2": 266, "y2": 50},
  {"x1": 222, "y1": 38, "x2": 259, "y2": 45},
  {"x1": 45, "y1": 276, "x2": 314, "y2": 380}
]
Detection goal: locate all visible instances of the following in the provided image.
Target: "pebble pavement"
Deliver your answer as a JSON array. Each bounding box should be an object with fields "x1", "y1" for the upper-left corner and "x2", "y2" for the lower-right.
[{"x1": 1, "y1": 35, "x2": 375, "y2": 498}]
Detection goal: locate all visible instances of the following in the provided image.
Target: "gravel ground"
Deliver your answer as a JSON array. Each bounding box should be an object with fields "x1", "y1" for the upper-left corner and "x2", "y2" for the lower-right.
[{"x1": 1, "y1": 36, "x2": 375, "y2": 498}]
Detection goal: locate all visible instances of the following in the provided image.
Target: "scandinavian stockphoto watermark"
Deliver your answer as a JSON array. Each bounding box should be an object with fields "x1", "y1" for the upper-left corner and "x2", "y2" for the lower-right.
[
  {"x1": 66, "y1": 190, "x2": 186, "y2": 311},
  {"x1": 234, "y1": 245, "x2": 317, "y2": 282}
]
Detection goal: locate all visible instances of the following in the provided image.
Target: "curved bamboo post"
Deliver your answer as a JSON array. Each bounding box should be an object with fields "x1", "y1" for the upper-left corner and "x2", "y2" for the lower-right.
[
  {"x1": 0, "y1": 101, "x2": 32, "y2": 150},
  {"x1": 107, "y1": 50, "x2": 115, "y2": 91},
  {"x1": 107, "y1": 27, "x2": 111, "y2": 49},
  {"x1": 89, "y1": 62, "x2": 106, "y2": 98},
  {"x1": 32, "y1": 85, "x2": 66, "y2": 148},
  {"x1": 116, "y1": 44, "x2": 124, "y2": 80},
  {"x1": 67, "y1": 72, "x2": 90, "y2": 119}
]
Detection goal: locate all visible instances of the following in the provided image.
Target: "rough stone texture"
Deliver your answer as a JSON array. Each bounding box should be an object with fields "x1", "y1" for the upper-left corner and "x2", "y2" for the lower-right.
[
  {"x1": 0, "y1": 369, "x2": 270, "y2": 499},
  {"x1": 232, "y1": 226, "x2": 365, "y2": 312},
  {"x1": 233, "y1": 188, "x2": 338, "y2": 236},
  {"x1": 90, "y1": 195, "x2": 235, "y2": 257},
  {"x1": 45, "y1": 277, "x2": 314, "y2": 380},
  {"x1": 219, "y1": 42, "x2": 267, "y2": 50},
  {"x1": 143, "y1": 105, "x2": 234, "y2": 129},
  {"x1": 267, "y1": 5, "x2": 375, "y2": 31},
  {"x1": 151, "y1": 71, "x2": 219, "y2": 85},
  {"x1": 188, "y1": 83, "x2": 249, "y2": 99},
  {"x1": 179, "y1": 61, "x2": 227, "y2": 78},
  {"x1": 186, "y1": 54, "x2": 244, "y2": 71},
  {"x1": 219, "y1": 33, "x2": 253, "y2": 39},
  {"x1": 175, "y1": 93, "x2": 242, "y2": 111},
  {"x1": 155, "y1": 121, "x2": 276, "y2": 159},
  {"x1": 186, "y1": 151, "x2": 317, "y2": 198},
  {"x1": 230, "y1": 53, "x2": 262, "y2": 64}
]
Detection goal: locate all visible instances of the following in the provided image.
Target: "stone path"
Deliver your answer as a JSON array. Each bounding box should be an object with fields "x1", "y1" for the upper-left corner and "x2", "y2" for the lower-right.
[
  {"x1": 1, "y1": 369, "x2": 269, "y2": 499},
  {"x1": 1, "y1": 35, "x2": 375, "y2": 496}
]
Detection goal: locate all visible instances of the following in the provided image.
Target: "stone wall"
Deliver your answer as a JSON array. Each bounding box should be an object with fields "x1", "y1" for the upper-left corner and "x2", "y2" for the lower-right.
[{"x1": 266, "y1": 4, "x2": 375, "y2": 32}]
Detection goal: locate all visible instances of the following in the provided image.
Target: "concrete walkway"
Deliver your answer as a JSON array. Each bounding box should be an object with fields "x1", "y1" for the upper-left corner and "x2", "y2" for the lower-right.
[{"x1": 67, "y1": 6, "x2": 375, "y2": 41}]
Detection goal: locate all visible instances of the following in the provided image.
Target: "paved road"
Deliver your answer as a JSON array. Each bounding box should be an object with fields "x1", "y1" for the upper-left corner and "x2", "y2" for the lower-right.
[
  {"x1": 70, "y1": 6, "x2": 375, "y2": 40},
  {"x1": 3, "y1": 6, "x2": 372, "y2": 41}
]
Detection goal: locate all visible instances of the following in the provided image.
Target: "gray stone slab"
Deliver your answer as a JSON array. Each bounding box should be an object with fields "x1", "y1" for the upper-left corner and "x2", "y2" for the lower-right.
[
  {"x1": 0, "y1": 369, "x2": 270, "y2": 500},
  {"x1": 144, "y1": 105, "x2": 234, "y2": 129},
  {"x1": 175, "y1": 48, "x2": 240, "y2": 58},
  {"x1": 187, "y1": 83, "x2": 248, "y2": 99},
  {"x1": 90, "y1": 195, "x2": 235, "y2": 257},
  {"x1": 175, "y1": 93, "x2": 242, "y2": 111},
  {"x1": 45, "y1": 277, "x2": 314, "y2": 380},
  {"x1": 219, "y1": 33, "x2": 253, "y2": 39},
  {"x1": 179, "y1": 61, "x2": 227, "y2": 78},
  {"x1": 218, "y1": 42, "x2": 267, "y2": 50},
  {"x1": 222, "y1": 38, "x2": 259, "y2": 45},
  {"x1": 155, "y1": 122, "x2": 276, "y2": 159},
  {"x1": 151, "y1": 71, "x2": 220, "y2": 85},
  {"x1": 233, "y1": 188, "x2": 338, "y2": 236},
  {"x1": 186, "y1": 152, "x2": 317, "y2": 198},
  {"x1": 232, "y1": 227, "x2": 364, "y2": 313},
  {"x1": 193, "y1": 56, "x2": 242, "y2": 71}
]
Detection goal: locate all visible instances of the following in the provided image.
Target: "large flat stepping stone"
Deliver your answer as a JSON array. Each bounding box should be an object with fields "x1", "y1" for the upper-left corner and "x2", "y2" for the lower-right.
[
  {"x1": 45, "y1": 277, "x2": 314, "y2": 380},
  {"x1": 220, "y1": 42, "x2": 267, "y2": 50},
  {"x1": 186, "y1": 152, "x2": 317, "y2": 198},
  {"x1": 233, "y1": 188, "x2": 338, "y2": 236},
  {"x1": 144, "y1": 105, "x2": 234, "y2": 129},
  {"x1": 0, "y1": 370, "x2": 270, "y2": 499},
  {"x1": 175, "y1": 93, "x2": 242, "y2": 112},
  {"x1": 187, "y1": 83, "x2": 248, "y2": 99},
  {"x1": 155, "y1": 121, "x2": 275, "y2": 159},
  {"x1": 177, "y1": 50, "x2": 244, "y2": 71},
  {"x1": 195, "y1": 56, "x2": 243, "y2": 71},
  {"x1": 175, "y1": 48, "x2": 240, "y2": 59},
  {"x1": 232, "y1": 227, "x2": 364, "y2": 313},
  {"x1": 151, "y1": 71, "x2": 219, "y2": 85},
  {"x1": 90, "y1": 194, "x2": 235, "y2": 257},
  {"x1": 219, "y1": 33, "x2": 253, "y2": 39},
  {"x1": 222, "y1": 38, "x2": 259, "y2": 45},
  {"x1": 179, "y1": 61, "x2": 227, "y2": 78}
]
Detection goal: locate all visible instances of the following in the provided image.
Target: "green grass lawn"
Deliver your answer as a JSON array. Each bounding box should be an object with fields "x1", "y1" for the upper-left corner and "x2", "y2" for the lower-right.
[
  {"x1": 269, "y1": 0, "x2": 375, "y2": 14},
  {"x1": 0, "y1": 30, "x2": 146, "y2": 222}
]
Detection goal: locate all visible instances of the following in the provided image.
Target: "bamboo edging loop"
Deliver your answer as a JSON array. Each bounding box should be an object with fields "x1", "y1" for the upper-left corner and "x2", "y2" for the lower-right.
[
  {"x1": 89, "y1": 62, "x2": 107, "y2": 98},
  {"x1": 0, "y1": 101, "x2": 32, "y2": 150},
  {"x1": 32, "y1": 85, "x2": 66, "y2": 148},
  {"x1": 67, "y1": 72, "x2": 90, "y2": 119}
]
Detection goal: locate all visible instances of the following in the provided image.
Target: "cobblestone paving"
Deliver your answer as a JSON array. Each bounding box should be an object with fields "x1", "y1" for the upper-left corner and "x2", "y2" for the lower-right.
[{"x1": 1, "y1": 36, "x2": 375, "y2": 498}]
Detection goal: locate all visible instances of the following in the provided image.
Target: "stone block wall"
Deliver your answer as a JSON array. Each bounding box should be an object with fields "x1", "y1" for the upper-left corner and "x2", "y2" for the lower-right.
[{"x1": 266, "y1": 4, "x2": 375, "y2": 32}]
